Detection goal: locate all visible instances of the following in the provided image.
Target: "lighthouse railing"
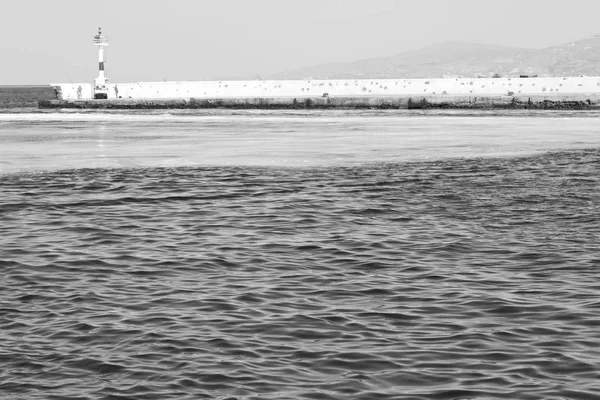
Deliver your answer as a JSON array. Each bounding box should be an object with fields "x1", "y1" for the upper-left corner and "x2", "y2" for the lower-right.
[{"x1": 93, "y1": 37, "x2": 108, "y2": 45}]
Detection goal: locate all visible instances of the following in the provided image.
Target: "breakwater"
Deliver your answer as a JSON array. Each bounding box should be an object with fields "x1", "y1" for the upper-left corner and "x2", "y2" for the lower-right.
[
  {"x1": 39, "y1": 95, "x2": 597, "y2": 110},
  {"x1": 41, "y1": 77, "x2": 600, "y2": 109}
]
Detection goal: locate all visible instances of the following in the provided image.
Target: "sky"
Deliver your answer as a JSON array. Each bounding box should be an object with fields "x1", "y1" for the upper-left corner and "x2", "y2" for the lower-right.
[{"x1": 1, "y1": 0, "x2": 600, "y2": 85}]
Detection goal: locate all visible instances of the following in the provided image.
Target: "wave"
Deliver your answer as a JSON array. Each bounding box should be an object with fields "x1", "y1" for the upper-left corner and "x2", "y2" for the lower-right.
[
  {"x1": 1, "y1": 150, "x2": 599, "y2": 399},
  {"x1": 2, "y1": 108, "x2": 600, "y2": 122}
]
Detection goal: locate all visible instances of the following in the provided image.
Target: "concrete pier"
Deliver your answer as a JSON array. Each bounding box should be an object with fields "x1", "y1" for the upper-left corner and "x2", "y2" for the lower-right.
[
  {"x1": 41, "y1": 28, "x2": 600, "y2": 110},
  {"x1": 41, "y1": 76, "x2": 600, "y2": 109},
  {"x1": 39, "y1": 94, "x2": 598, "y2": 110}
]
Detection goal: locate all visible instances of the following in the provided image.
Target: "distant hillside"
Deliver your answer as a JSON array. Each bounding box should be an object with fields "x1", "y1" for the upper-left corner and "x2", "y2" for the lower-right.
[{"x1": 265, "y1": 36, "x2": 600, "y2": 79}]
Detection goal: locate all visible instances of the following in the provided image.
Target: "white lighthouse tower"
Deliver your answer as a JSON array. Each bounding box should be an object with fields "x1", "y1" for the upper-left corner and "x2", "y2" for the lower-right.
[{"x1": 93, "y1": 27, "x2": 109, "y2": 99}]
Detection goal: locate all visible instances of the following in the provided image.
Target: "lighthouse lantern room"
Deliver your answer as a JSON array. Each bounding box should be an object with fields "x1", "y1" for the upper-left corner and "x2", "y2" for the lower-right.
[{"x1": 93, "y1": 27, "x2": 109, "y2": 99}]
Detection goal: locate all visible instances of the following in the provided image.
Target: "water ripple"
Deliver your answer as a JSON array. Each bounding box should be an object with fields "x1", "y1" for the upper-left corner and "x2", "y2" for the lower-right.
[{"x1": 1, "y1": 149, "x2": 599, "y2": 399}]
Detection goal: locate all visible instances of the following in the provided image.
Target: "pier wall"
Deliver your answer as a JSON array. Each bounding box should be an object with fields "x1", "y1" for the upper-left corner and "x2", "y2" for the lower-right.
[
  {"x1": 40, "y1": 94, "x2": 600, "y2": 110},
  {"x1": 51, "y1": 83, "x2": 94, "y2": 101},
  {"x1": 51, "y1": 77, "x2": 600, "y2": 101}
]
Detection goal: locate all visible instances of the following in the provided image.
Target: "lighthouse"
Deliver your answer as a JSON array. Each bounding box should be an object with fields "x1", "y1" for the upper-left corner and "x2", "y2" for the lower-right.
[{"x1": 93, "y1": 27, "x2": 109, "y2": 99}]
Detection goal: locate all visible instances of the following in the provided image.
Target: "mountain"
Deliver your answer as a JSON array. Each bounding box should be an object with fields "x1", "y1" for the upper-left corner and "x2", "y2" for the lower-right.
[{"x1": 265, "y1": 36, "x2": 600, "y2": 79}]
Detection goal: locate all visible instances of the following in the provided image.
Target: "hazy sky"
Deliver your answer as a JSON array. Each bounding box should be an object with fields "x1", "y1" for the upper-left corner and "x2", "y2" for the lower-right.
[{"x1": 2, "y1": 0, "x2": 600, "y2": 84}]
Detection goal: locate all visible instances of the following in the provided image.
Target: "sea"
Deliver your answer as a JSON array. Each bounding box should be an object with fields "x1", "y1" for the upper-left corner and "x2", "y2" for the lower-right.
[{"x1": 1, "y1": 86, "x2": 599, "y2": 400}]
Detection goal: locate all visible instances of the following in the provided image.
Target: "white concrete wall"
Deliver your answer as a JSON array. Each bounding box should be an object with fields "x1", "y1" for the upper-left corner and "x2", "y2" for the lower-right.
[
  {"x1": 50, "y1": 83, "x2": 94, "y2": 100},
  {"x1": 52, "y1": 77, "x2": 600, "y2": 100}
]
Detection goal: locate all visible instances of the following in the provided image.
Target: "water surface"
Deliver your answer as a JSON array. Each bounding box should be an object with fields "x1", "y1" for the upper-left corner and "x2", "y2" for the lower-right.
[{"x1": 1, "y1": 101, "x2": 599, "y2": 399}]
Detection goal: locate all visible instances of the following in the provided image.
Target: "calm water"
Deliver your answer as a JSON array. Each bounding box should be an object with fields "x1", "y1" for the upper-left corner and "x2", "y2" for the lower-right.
[{"x1": 1, "y1": 88, "x2": 600, "y2": 399}]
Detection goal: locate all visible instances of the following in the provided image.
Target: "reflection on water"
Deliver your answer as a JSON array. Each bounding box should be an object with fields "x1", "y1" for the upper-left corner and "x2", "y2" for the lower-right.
[{"x1": 2, "y1": 109, "x2": 600, "y2": 174}]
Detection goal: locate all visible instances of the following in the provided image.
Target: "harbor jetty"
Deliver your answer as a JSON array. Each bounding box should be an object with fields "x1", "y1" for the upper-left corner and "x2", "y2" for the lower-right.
[
  {"x1": 39, "y1": 29, "x2": 600, "y2": 110},
  {"x1": 40, "y1": 78, "x2": 600, "y2": 110}
]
